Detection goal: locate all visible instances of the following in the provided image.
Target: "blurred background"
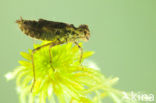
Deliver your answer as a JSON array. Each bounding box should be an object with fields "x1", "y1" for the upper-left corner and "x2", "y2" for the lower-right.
[{"x1": 0, "y1": 0, "x2": 155, "y2": 102}]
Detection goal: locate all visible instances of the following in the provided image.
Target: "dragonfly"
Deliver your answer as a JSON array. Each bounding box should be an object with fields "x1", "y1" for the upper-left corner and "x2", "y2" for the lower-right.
[{"x1": 16, "y1": 17, "x2": 90, "y2": 92}]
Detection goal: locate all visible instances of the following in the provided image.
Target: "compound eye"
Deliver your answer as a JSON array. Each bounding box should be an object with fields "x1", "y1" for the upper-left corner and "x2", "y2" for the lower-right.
[{"x1": 23, "y1": 21, "x2": 27, "y2": 24}]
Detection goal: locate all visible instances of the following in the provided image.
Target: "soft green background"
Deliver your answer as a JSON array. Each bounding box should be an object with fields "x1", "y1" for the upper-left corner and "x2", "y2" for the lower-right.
[{"x1": 0, "y1": 0, "x2": 155, "y2": 102}]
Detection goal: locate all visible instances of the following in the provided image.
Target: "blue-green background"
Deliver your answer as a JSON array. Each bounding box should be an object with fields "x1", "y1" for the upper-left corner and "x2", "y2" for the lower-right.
[{"x1": 0, "y1": 0, "x2": 155, "y2": 102}]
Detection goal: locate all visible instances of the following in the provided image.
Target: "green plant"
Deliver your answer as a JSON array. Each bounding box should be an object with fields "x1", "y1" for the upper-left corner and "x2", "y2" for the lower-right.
[{"x1": 5, "y1": 42, "x2": 137, "y2": 103}]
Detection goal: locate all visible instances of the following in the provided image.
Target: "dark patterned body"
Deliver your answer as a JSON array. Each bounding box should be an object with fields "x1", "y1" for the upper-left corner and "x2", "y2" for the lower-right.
[{"x1": 16, "y1": 18, "x2": 90, "y2": 42}]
